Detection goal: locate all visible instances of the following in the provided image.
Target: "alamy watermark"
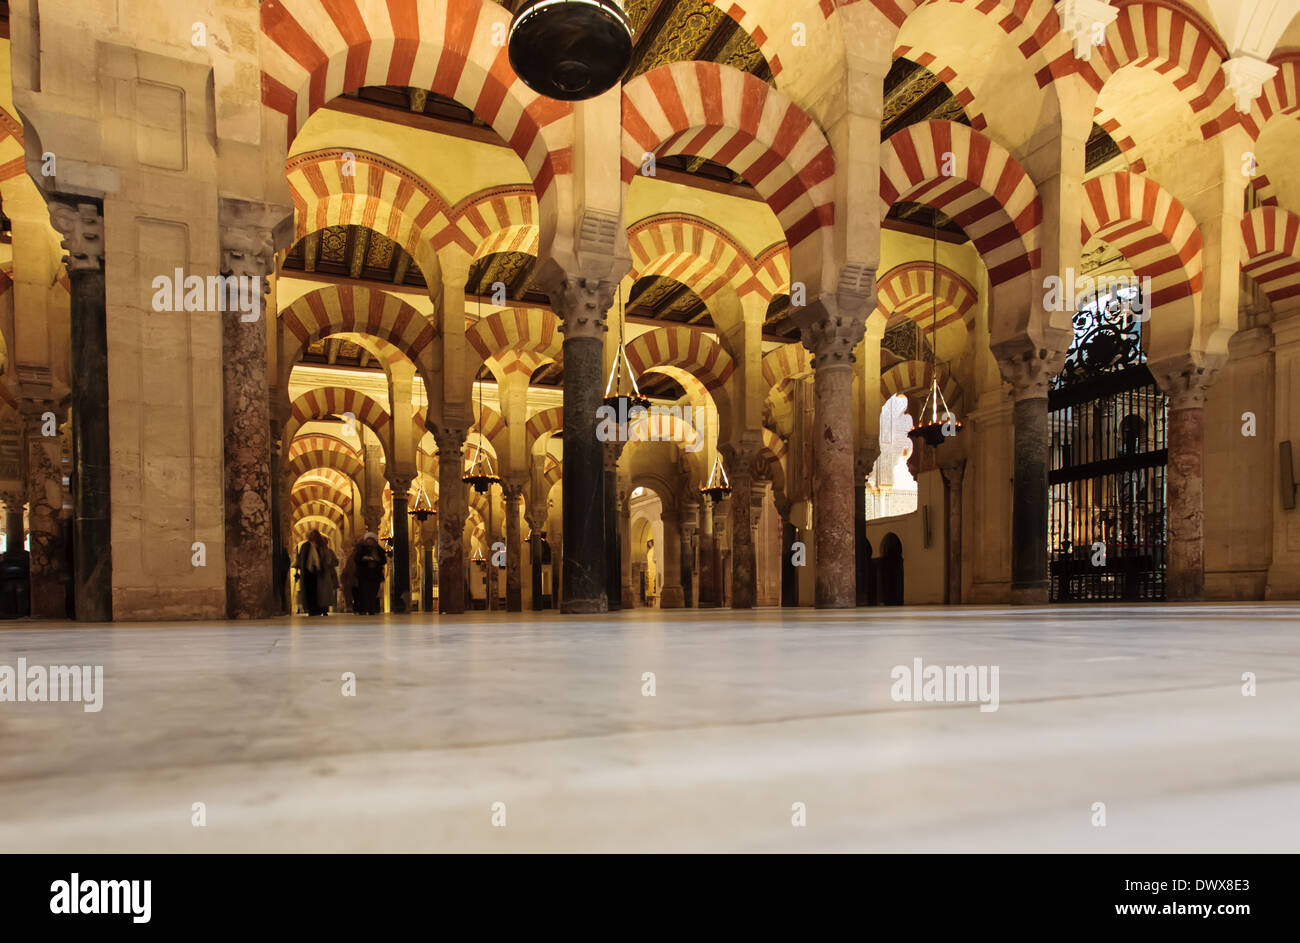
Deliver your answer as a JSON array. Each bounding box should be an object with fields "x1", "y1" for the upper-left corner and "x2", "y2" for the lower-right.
[
  {"x1": 50, "y1": 874, "x2": 150, "y2": 923},
  {"x1": 890, "y1": 657, "x2": 999, "y2": 712},
  {"x1": 0, "y1": 658, "x2": 104, "y2": 712},
  {"x1": 151, "y1": 270, "x2": 263, "y2": 322},
  {"x1": 1043, "y1": 269, "x2": 1152, "y2": 320}
]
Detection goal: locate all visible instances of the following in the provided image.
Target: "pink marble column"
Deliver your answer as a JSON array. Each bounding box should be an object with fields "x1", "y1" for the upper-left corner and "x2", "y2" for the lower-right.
[
  {"x1": 799, "y1": 304, "x2": 867, "y2": 608},
  {"x1": 218, "y1": 200, "x2": 284, "y2": 620},
  {"x1": 1152, "y1": 363, "x2": 1218, "y2": 602}
]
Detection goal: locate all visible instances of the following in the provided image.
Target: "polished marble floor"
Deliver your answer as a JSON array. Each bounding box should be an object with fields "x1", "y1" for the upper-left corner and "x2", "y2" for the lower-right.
[{"x1": 0, "y1": 604, "x2": 1297, "y2": 852}]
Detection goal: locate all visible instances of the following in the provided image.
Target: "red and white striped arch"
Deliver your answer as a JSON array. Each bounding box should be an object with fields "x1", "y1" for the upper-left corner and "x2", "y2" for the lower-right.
[
  {"x1": 627, "y1": 214, "x2": 754, "y2": 303},
  {"x1": 0, "y1": 107, "x2": 24, "y2": 188},
  {"x1": 738, "y1": 243, "x2": 791, "y2": 302},
  {"x1": 292, "y1": 480, "x2": 353, "y2": 515},
  {"x1": 468, "y1": 400, "x2": 509, "y2": 463},
  {"x1": 761, "y1": 343, "x2": 812, "y2": 391},
  {"x1": 880, "y1": 120, "x2": 1041, "y2": 286},
  {"x1": 525, "y1": 406, "x2": 563, "y2": 456},
  {"x1": 622, "y1": 62, "x2": 833, "y2": 289},
  {"x1": 875, "y1": 261, "x2": 979, "y2": 335},
  {"x1": 286, "y1": 148, "x2": 450, "y2": 280},
  {"x1": 881, "y1": 360, "x2": 960, "y2": 406},
  {"x1": 1081, "y1": 172, "x2": 1203, "y2": 308},
  {"x1": 261, "y1": 0, "x2": 570, "y2": 253},
  {"x1": 465, "y1": 307, "x2": 561, "y2": 387},
  {"x1": 288, "y1": 435, "x2": 365, "y2": 489},
  {"x1": 1241, "y1": 206, "x2": 1300, "y2": 307},
  {"x1": 280, "y1": 285, "x2": 436, "y2": 391},
  {"x1": 285, "y1": 387, "x2": 392, "y2": 459},
  {"x1": 448, "y1": 185, "x2": 540, "y2": 261},
  {"x1": 892, "y1": 46, "x2": 988, "y2": 132},
  {"x1": 1257, "y1": 53, "x2": 1300, "y2": 129},
  {"x1": 1075, "y1": 2, "x2": 1241, "y2": 140},
  {"x1": 293, "y1": 498, "x2": 348, "y2": 534},
  {"x1": 624, "y1": 327, "x2": 736, "y2": 395}
]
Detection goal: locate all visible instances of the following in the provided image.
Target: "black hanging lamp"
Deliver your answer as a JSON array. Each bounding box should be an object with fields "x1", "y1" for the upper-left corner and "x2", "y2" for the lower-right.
[
  {"x1": 909, "y1": 216, "x2": 963, "y2": 448},
  {"x1": 408, "y1": 474, "x2": 435, "y2": 523},
  {"x1": 508, "y1": 1, "x2": 633, "y2": 101},
  {"x1": 700, "y1": 453, "x2": 732, "y2": 503},
  {"x1": 463, "y1": 303, "x2": 502, "y2": 495},
  {"x1": 604, "y1": 283, "x2": 650, "y2": 413}
]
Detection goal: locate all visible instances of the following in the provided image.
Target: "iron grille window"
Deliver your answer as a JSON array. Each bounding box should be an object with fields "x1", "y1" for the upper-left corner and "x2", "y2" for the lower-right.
[{"x1": 1048, "y1": 284, "x2": 1168, "y2": 602}]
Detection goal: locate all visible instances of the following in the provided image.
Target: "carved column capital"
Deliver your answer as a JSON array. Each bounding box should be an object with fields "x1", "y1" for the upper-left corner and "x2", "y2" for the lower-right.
[
  {"x1": 49, "y1": 199, "x2": 104, "y2": 272},
  {"x1": 992, "y1": 338, "x2": 1066, "y2": 401},
  {"x1": 855, "y1": 446, "x2": 881, "y2": 478},
  {"x1": 0, "y1": 490, "x2": 25, "y2": 511},
  {"x1": 602, "y1": 439, "x2": 626, "y2": 470},
  {"x1": 796, "y1": 292, "x2": 870, "y2": 369},
  {"x1": 538, "y1": 269, "x2": 614, "y2": 341},
  {"x1": 1150, "y1": 358, "x2": 1221, "y2": 411},
  {"x1": 939, "y1": 457, "x2": 967, "y2": 487},
  {"x1": 434, "y1": 425, "x2": 467, "y2": 459}
]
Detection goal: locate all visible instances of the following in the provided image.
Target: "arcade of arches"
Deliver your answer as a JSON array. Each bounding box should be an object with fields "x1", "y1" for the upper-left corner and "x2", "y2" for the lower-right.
[{"x1": 1, "y1": 0, "x2": 1299, "y2": 622}]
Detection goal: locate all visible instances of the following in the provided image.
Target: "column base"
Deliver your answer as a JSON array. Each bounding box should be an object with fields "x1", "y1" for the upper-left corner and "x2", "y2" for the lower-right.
[
  {"x1": 660, "y1": 585, "x2": 684, "y2": 608},
  {"x1": 1010, "y1": 582, "x2": 1049, "y2": 605},
  {"x1": 562, "y1": 597, "x2": 609, "y2": 614}
]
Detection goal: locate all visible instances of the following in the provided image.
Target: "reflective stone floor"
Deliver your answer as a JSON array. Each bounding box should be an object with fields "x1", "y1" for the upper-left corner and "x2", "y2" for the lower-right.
[{"x1": 0, "y1": 604, "x2": 1297, "y2": 852}]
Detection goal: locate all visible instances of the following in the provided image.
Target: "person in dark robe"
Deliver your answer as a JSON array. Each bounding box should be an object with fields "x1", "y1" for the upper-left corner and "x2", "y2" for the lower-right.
[{"x1": 350, "y1": 532, "x2": 387, "y2": 615}]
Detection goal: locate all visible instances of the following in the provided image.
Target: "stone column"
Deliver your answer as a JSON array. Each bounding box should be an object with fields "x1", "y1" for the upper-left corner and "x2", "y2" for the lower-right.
[
  {"x1": 49, "y1": 199, "x2": 111, "y2": 622},
  {"x1": 854, "y1": 447, "x2": 878, "y2": 606},
  {"x1": 603, "y1": 443, "x2": 623, "y2": 611},
  {"x1": 799, "y1": 303, "x2": 867, "y2": 608},
  {"x1": 504, "y1": 481, "x2": 524, "y2": 612},
  {"x1": 526, "y1": 509, "x2": 544, "y2": 610},
  {"x1": 660, "y1": 505, "x2": 685, "y2": 608},
  {"x1": 780, "y1": 512, "x2": 799, "y2": 607},
  {"x1": 619, "y1": 484, "x2": 635, "y2": 608},
  {"x1": 389, "y1": 475, "x2": 412, "y2": 613},
  {"x1": 721, "y1": 437, "x2": 760, "y2": 609},
  {"x1": 436, "y1": 426, "x2": 467, "y2": 614},
  {"x1": 698, "y1": 497, "x2": 717, "y2": 607},
  {"x1": 713, "y1": 493, "x2": 731, "y2": 607},
  {"x1": 678, "y1": 498, "x2": 698, "y2": 608},
  {"x1": 1267, "y1": 314, "x2": 1300, "y2": 599},
  {"x1": 940, "y1": 457, "x2": 967, "y2": 605},
  {"x1": 1154, "y1": 363, "x2": 1217, "y2": 602},
  {"x1": 217, "y1": 198, "x2": 283, "y2": 619},
  {"x1": 540, "y1": 273, "x2": 612, "y2": 613},
  {"x1": 22, "y1": 405, "x2": 67, "y2": 618},
  {"x1": 995, "y1": 344, "x2": 1056, "y2": 604}
]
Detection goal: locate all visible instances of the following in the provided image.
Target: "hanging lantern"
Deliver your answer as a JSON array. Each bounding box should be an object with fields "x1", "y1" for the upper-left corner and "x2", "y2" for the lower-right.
[
  {"x1": 700, "y1": 454, "x2": 732, "y2": 502},
  {"x1": 604, "y1": 282, "x2": 650, "y2": 415},
  {"x1": 408, "y1": 476, "x2": 435, "y2": 523},
  {"x1": 472, "y1": 546, "x2": 488, "y2": 569},
  {"x1": 377, "y1": 519, "x2": 394, "y2": 553},
  {"x1": 508, "y1": 0, "x2": 633, "y2": 101},
  {"x1": 462, "y1": 442, "x2": 501, "y2": 495},
  {"x1": 908, "y1": 215, "x2": 962, "y2": 448}
]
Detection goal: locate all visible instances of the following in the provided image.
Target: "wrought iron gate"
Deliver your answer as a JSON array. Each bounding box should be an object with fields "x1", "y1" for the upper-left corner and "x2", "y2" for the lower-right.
[{"x1": 1048, "y1": 285, "x2": 1168, "y2": 602}]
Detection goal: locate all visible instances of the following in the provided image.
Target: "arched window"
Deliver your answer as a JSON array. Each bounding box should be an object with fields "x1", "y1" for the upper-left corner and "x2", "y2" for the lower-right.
[{"x1": 865, "y1": 394, "x2": 918, "y2": 521}]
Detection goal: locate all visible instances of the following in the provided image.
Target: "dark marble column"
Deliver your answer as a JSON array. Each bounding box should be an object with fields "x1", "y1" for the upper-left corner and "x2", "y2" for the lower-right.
[
  {"x1": 602, "y1": 444, "x2": 622, "y2": 611},
  {"x1": 940, "y1": 457, "x2": 967, "y2": 605},
  {"x1": 50, "y1": 199, "x2": 111, "y2": 622},
  {"x1": 526, "y1": 509, "x2": 544, "y2": 611},
  {"x1": 1155, "y1": 366, "x2": 1217, "y2": 601},
  {"x1": 660, "y1": 506, "x2": 684, "y2": 608},
  {"x1": 389, "y1": 478, "x2": 412, "y2": 613},
  {"x1": 721, "y1": 439, "x2": 760, "y2": 609},
  {"x1": 679, "y1": 498, "x2": 698, "y2": 608},
  {"x1": 216, "y1": 199, "x2": 284, "y2": 619},
  {"x1": 504, "y1": 481, "x2": 524, "y2": 612},
  {"x1": 420, "y1": 517, "x2": 436, "y2": 612},
  {"x1": 2, "y1": 491, "x2": 23, "y2": 553},
  {"x1": 713, "y1": 494, "x2": 730, "y2": 607},
  {"x1": 435, "y1": 427, "x2": 467, "y2": 614},
  {"x1": 799, "y1": 302, "x2": 867, "y2": 608},
  {"x1": 781, "y1": 516, "x2": 799, "y2": 607},
  {"x1": 541, "y1": 273, "x2": 613, "y2": 613},
  {"x1": 995, "y1": 345, "x2": 1056, "y2": 605}
]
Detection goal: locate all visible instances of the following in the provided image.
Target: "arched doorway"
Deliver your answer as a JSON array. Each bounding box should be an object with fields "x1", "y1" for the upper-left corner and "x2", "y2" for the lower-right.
[{"x1": 879, "y1": 532, "x2": 904, "y2": 606}]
